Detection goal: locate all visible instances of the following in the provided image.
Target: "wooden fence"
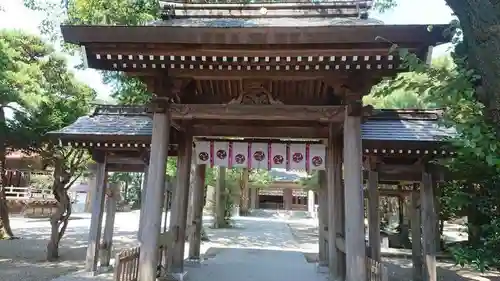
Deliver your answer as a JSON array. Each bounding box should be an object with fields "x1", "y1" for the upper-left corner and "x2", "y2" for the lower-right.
[
  {"x1": 114, "y1": 231, "x2": 173, "y2": 281},
  {"x1": 5, "y1": 186, "x2": 54, "y2": 200},
  {"x1": 366, "y1": 257, "x2": 389, "y2": 281},
  {"x1": 335, "y1": 236, "x2": 389, "y2": 281},
  {"x1": 113, "y1": 247, "x2": 140, "y2": 281}
]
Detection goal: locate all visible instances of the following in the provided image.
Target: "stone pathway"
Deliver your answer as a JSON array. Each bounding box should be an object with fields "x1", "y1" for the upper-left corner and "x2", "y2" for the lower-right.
[
  {"x1": 47, "y1": 214, "x2": 327, "y2": 281},
  {"x1": 187, "y1": 217, "x2": 328, "y2": 281}
]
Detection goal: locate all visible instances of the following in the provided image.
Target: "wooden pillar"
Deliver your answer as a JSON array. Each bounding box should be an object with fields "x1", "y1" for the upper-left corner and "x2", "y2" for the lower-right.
[
  {"x1": 85, "y1": 157, "x2": 107, "y2": 273},
  {"x1": 239, "y1": 168, "x2": 250, "y2": 216},
  {"x1": 168, "y1": 132, "x2": 193, "y2": 275},
  {"x1": 283, "y1": 188, "x2": 293, "y2": 210},
  {"x1": 433, "y1": 189, "x2": 442, "y2": 251},
  {"x1": 343, "y1": 108, "x2": 366, "y2": 281},
  {"x1": 84, "y1": 171, "x2": 95, "y2": 213},
  {"x1": 188, "y1": 164, "x2": 206, "y2": 260},
  {"x1": 327, "y1": 124, "x2": 341, "y2": 278},
  {"x1": 307, "y1": 189, "x2": 315, "y2": 216},
  {"x1": 249, "y1": 187, "x2": 257, "y2": 209},
  {"x1": 317, "y1": 170, "x2": 328, "y2": 267},
  {"x1": 335, "y1": 166, "x2": 346, "y2": 279},
  {"x1": 138, "y1": 165, "x2": 149, "y2": 241},
  {"x1": 213, "y1": 167, "x2": 226, "y2": 228},
  {"x1": 367, "y1": 165, "x2": 381, "y2": 261},
  {"x1": 138, "y1": 111, "x2": 171, "y2": 281},
  {"x1": 421, "y1": 169, "x2": 437, "y2": 281},
  {"x1": 100, "y1": 182, "x2": 120, "y2": 267},
  {"x1": 411, "y1": 188, "x2": 423, "y2": 281},
  {"x1": 398, "y1": 185, "x2": 404, "y2": 226},
  {"x1": 186, "y1": 164, "x2": 197, "y2": 236}
]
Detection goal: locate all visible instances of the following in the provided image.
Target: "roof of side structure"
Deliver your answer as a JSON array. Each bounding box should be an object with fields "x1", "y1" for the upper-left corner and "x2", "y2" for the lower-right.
[{"x1": 50, "y1": 105, "x2": 456, "y2": 142}]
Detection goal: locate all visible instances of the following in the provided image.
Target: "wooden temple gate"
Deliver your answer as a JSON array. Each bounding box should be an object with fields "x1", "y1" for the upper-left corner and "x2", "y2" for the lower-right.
[
  {"x1": 52, "y1": 107, "x2": 454, "y2": 281},
  {"x1": 56, "y1": 1, "x2": 450, "y2": 281}
]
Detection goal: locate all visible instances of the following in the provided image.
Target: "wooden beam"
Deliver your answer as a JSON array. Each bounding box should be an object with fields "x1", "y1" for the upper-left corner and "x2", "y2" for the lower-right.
[
  {"x1": 169, "y1": 103, "x2": 345, "y2": 122},
  {"x1": 91, "y1": 46, "x2": 410, "y2": 58},
  {"x1": 193, "y1": 124, "x2": 328, "y2": 138},
  {"x1": 106, "y1": 156, "x2": 146, "y2": 165},
  {"x1": 63, "y1": 24, "x2": 449, "y2": 46},
  {"x1": 161, "y1": 68, "x2": 397, "y2": 80}
]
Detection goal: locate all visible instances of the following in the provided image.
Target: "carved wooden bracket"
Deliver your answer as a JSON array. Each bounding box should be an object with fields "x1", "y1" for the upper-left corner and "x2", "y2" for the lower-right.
[
  {"x1": 143, "y1": 75, "x2": 192, "y2": 102},
  {"x1": 140, "y1": 150, "x2": 150, "y2": 165},
  {"x1": 228, "y1": 79, "x2": 283, "y2": 105},
  {"x1": 363, "y1": 155, "x2": 381, "y2": 171},
  {"x1": 91, "y1": 150, "x2": 106, "y2": 163}
]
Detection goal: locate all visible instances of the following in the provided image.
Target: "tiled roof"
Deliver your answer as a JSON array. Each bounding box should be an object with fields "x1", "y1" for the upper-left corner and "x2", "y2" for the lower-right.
[
  {"x1": 149, "y1": 17, "x2": 383, "y2": 28},
  {"x1": 51, "y1": 105, "x2": 456, "y2": 142},
  {"x1": 50, "y1": 105, "x2": 152, "y2": 137},
  {"x1": 362, "y1": 109, "x2": 456, "y2": 142}
]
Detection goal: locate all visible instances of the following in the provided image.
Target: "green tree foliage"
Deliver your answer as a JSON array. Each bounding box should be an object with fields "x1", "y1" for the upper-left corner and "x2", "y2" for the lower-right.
[
  {"x1": 24, "y1": 0, "x2": 159, "y2": 104},
  {"x1": 300, "y1": 171, "x2": 319, "y2": 190},
  {"x1": 0, "y1": 29, "x2": 61, "y2": 239},
  {"x1": 376, "y1": 38, "x2": 500, "y2": 269},
  {"x1": 1, "y1": 30, "x2": 95, "y2": 257},
  {"x1": 364, "y1": 57, "x2": 454, "y2": 109}
]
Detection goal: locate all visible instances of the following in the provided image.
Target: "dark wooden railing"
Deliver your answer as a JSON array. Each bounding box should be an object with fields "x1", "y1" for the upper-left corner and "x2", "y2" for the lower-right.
[
  {"x1": 366, "y1": 257, "x2": 389, "y2": 281},
  {"x1": 113, "y1": 247, "x2": 140, "y2": 281},
  {"x1": 335, "y1": 236, "x2": 389, "y2": 281},
  {"x1": 114, "y1": 231, "x2": 173, "y2": 281}
]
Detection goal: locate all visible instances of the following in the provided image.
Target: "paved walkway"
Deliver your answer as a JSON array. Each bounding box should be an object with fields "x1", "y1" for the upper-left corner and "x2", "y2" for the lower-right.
[
  {"x1": 49, "y1": 215, "x2": 327, "y2": 281},
  {"x1": 187, "y1": 217, "x2": 327, "y2": 281}
]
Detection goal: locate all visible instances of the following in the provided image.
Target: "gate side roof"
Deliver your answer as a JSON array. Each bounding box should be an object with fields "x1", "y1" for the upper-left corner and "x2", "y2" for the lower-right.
[{"x1": 50, "y1": 105, "x2": 456, "y2": 143}]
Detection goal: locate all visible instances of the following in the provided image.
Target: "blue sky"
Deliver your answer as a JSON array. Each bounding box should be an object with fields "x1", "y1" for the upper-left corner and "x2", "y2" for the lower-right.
[{"x1": 0, "y1": 0, "x2": 455, "y2": 101}]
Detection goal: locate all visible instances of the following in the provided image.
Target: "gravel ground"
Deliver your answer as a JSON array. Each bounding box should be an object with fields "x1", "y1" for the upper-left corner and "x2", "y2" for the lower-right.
[
  {"x1": 286, "y1": 221, "x2": 500, "y2": 281},
  {"x1": 0, "y1": 212, "x2": 142, "y2": 281},
  {"x1": 4, "y1": 210, "x2": 494, "y2": 281}
]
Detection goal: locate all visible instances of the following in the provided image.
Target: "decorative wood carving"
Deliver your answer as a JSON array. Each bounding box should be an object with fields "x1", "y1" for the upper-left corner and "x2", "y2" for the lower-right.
[
  {"x1": 228, "y1": 80, "x2": 283, "y2": 105},
  {"x1": 169, "y1": 103, "x2": 343, "y2": 122}
]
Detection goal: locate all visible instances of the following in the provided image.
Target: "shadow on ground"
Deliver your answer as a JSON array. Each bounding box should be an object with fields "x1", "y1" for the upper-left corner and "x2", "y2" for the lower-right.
[
  {"x1": 0, "y1": 214, "x2": 141, "y2": 281},
  {"x1": 188, "y1": 247, "x2": 326, "y2": 281},
  {"x1": 286, "y1": 221, "x2": 500, "y2": 281},
  {"x1": 384, "y1": 258, "x2": 500, "y2": 281},
  {"x1": 202, "y1": 219, "x2": 300, "y2": 250}
]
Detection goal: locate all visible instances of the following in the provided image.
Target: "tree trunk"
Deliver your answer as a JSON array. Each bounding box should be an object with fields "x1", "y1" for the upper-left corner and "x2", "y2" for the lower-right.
[
  {"x1": 445, "y1": 0, "x2": 500, "y2": 130},
  {"x1": 46, "y1": 160, "x2": 72, "y2": 260},
  {"x1": 239, "y1": 169, "x2": 250, "y2": 216},
  {"x1": 0, "y1": 107, "x2": 14, "y2": 239},
  {"x1": 47, "y1": 190, "x2": 71, "y2": 260}
]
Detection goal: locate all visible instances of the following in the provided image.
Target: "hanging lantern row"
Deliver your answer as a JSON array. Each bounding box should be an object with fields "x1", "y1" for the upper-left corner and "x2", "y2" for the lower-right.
[{"x1": 194, "y1": 141, "x2": 326, "y2": 172}]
